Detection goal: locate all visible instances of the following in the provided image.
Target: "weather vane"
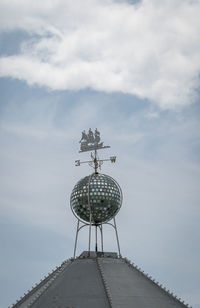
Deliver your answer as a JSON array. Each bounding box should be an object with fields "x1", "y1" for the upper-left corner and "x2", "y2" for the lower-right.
[{"x1": 75, "y1": 128, "x2": 116, "y2": 173}]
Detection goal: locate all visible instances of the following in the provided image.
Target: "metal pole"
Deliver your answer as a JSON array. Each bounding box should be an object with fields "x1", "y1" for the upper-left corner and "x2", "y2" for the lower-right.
[
  {"x1": 95, "y1": 225, "x2": 98, "y2": 253},
  {"x1": 87, "y1": 173, "x2": 93, "y2": 257},
  {"x1": 94, "y1": 149, "x2": 98, "y2": 173},
  {"x1": 88, "y1": 213, "x2": 92, "y2": 256},
  {"x1": 100, "y1": 224, "x2": 104, "y2": 253},
  {"x1": 113, "y1": 217, "x2": 121, "y2": 257},
  {"x1": 73, "y1": 219, "x2": 80, "y2": 259}
]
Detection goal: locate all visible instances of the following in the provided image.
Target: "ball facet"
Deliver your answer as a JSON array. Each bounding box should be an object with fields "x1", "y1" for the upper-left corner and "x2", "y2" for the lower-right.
[{"x1": 70, "y1": 173, "x2": 122, "y2": 224}]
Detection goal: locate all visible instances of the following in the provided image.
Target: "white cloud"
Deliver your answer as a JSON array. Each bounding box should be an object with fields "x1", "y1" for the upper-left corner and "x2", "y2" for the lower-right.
[{"x1": 0, "y1": 0, "x2": 200, "y2": 108}]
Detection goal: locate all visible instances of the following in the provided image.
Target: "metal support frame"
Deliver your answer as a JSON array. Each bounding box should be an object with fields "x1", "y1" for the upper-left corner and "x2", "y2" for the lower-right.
[
  {"x1": 73, "y1": 218, "x2": 121, "y2": 258},
  {"x1": 72, "y1": 171, "x2": 122, "y2": 259}
]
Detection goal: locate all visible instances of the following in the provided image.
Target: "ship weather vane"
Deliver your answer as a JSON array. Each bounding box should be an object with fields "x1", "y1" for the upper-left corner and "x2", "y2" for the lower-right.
[{"x1": 75, "y1": 128, "x2": 116, "y2": 173}]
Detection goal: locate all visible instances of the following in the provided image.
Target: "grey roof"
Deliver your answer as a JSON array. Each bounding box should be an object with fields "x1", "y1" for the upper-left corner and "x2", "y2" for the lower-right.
[{"x1": 11, "y1": 252, "x2": 190, "y2": 308}]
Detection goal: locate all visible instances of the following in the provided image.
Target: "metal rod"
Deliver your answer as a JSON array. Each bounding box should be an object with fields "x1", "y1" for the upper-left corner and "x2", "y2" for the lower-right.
[
  {"x1": 87, "y1": 173, "x2": 93, "y2": 257},
  {"x1": 88, "y1": 213, "x2": 92, "y2": 256},
  {"x1": 100, "y1": 224, "x2": 104, "y2": 253},
  {"x1": 94, "y1": 149, "x2": 98, "y2": 173},
  {"x1": 105, "y1": 222, "x2": 115, "y2": 228},
  {"x1": 113, "y1": 217, "x2": 121, "y2": 257},
  {"x1": 73, "y1": 219, "x2": 80, "y2": 259},
  {"x1": 95, "y1": 225, "x2": 98, "y2": 253},
  {"x1": 78, "y1": 223, "x2": 89, "y2": 232}
]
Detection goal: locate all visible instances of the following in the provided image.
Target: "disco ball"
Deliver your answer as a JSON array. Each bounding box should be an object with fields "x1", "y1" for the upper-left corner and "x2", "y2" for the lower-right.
[{"x1": 70, "y1": 173, "x2": 122, "y2": 224}]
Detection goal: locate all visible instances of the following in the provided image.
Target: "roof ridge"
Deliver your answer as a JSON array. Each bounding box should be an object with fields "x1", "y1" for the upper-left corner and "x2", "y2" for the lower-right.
[
  {"x1": 123, "y1": 257, "x2": 191, "y2": 308},
  {"x1": 96, "y1": 257, "x2": 113, "y2": 308},
  {"x1": 10, "y1": 258, "x2": 73, "y2": 308}
]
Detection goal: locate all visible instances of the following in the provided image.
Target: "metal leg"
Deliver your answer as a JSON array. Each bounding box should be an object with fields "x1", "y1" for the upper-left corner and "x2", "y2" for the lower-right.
[
  {"x1": 113, "y1": 217, "x2": 121, "y2": 257},
  {"x1": 73, "y1": 219, "x2": 80, "y2": 259},
  {"x1": 88, "y1": 213, "x2": 92, "y2": 256},
  {"x1": 95, "y1": 225, "x2": 98, "y2": 253},
  {"x1": 99, "y1": 224, "x2": 104, "y2": 254},
  {"x1": 73, "y1": 215, "x2": 121, "y2": 259}
]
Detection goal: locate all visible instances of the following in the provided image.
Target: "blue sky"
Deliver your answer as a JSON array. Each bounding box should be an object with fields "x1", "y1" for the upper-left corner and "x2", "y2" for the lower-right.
[{"x1": 0, "y1": 0, "x2": 200, "y2": 307}]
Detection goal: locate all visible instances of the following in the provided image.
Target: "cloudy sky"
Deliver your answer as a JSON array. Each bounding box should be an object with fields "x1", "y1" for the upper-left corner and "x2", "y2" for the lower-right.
[{"x1": 0, "y1": 0, "x2": 200, "y2": 307}]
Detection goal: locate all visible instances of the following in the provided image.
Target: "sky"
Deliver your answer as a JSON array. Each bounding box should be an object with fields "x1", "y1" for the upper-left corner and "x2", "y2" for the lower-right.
[{"x1": 0, "y1": 0, "x2": 200, "y2": 307}]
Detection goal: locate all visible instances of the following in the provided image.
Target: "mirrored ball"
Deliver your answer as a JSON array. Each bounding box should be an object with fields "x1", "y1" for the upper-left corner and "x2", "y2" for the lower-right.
[{"x1": 70, "y1": 173, "x2": 122, "y2": 224}]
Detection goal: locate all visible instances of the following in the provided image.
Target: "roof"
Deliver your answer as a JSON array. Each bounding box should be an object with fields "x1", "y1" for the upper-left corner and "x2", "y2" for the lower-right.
[{"x1": 11, "y1": 252, "x2": 190, "y2": 308}]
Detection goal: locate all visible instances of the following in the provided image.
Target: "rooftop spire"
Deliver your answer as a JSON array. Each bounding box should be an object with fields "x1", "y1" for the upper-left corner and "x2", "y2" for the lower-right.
[{"x1": 71, "y1": 129, "x2": 122, "y2": 258}]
